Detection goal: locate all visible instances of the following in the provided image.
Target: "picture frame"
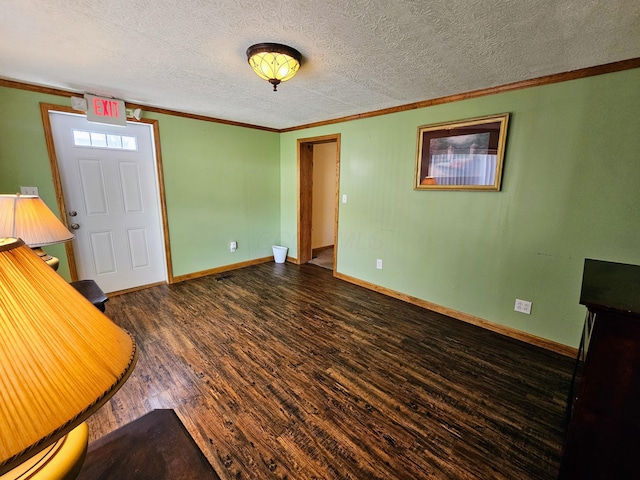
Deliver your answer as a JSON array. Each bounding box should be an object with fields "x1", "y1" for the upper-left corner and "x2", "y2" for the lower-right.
[{"x1": 414, "y1": 113, "x2": 510, "y2": 191}]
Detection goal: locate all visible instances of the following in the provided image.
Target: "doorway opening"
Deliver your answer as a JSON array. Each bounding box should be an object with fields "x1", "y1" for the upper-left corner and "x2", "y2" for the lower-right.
[
  {"x1": 40, "y1": 103, "x2": 173, "y2": 293},
  {"x1": 297, "y1": 134, "x2": 340, "y2": 273}
]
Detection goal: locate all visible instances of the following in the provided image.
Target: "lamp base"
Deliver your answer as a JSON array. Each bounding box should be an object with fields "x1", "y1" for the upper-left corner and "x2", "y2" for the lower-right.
[
  {"x1": 0, "y1": 423, "x2": 88, "y2": 480},
  {"x1": 32, "y1": 247, "x2": 60, "y2": 271}
]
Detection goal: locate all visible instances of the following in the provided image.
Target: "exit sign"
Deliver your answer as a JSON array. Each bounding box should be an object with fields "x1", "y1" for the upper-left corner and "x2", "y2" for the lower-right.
[{"x1": 85, "y1": 94, "x2": 127, "y2": 126}]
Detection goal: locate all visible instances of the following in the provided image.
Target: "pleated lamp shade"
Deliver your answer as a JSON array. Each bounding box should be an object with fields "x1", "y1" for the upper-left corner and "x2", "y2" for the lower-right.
[
  {"x1": 0, "y1": 195, "x2": 73, "y2": 247},
  {"x1": 0, "y1": 238, "x2": 137, "y2": 476}
]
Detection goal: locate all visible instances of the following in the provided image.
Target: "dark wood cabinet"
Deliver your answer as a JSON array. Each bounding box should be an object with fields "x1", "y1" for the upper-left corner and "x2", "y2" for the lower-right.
[{"x1": 559, "y1": 259, "x2": 640, "y2": 479}]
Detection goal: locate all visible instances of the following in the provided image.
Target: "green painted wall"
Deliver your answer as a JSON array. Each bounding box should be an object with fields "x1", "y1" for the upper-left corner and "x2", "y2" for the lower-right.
[
  {"x1": 0, "y1": 87, "x2": 281, "y2": 280},
  {"x1": 0, "y1": 88, "x2": 72, "y2": 279},
  {"x1": 2, "y1": 68, "x2": 639, "y2": 348},
  {"x1": 144, "y1": 113, "x2": 281, "y2": 276},
  {"x1": 280, "y1": 68, "x2": 640, "y2": 348}
]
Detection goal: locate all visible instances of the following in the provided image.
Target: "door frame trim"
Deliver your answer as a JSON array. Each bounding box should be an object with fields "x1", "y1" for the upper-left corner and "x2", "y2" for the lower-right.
[
  {"x1": 296, "y1": 134, "x2": 341, "y2": 271},
  {"x1": 39, "y1": 103, "x2": 174, "y2": 284}
]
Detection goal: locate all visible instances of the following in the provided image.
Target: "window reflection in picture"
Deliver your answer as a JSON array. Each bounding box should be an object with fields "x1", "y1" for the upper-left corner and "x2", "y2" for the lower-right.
[{"x1": 415, "y1": 114, "x2": 509, "y2": 191}]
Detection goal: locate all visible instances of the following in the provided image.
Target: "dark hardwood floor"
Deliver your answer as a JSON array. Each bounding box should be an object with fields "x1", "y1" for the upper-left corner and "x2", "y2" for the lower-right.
[{"x1": 88, "y1": 262, "x2": 574, "y2": 479}]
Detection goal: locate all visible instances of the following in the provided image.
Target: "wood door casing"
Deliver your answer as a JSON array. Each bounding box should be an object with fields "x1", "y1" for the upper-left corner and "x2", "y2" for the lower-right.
[
  {"x1": 297, "y1": 134, "x2": 340, "y2": 269},
  {"x1": 39, "y1": 103, "x2": 174, "y2": 287}
]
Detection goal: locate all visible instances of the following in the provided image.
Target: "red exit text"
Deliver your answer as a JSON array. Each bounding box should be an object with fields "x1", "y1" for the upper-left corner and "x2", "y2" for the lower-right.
[{"x1": 92, "y1": 98, "x2": 121, "y2": 118}]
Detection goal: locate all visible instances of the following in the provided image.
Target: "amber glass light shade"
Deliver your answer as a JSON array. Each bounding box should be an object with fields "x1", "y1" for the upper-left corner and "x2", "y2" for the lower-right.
[
  {"x1": 247, "y1": 43, "x2": 301, "y2": 91},
  {"x1": 0, "y1": 238, "x2": 137, "y2": 476}
]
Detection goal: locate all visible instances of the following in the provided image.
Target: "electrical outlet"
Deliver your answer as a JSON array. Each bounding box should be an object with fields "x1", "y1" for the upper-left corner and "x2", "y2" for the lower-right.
[
  {"x1": 514, "y1": 299, "x2": 532, "y2": 315},
  {"x1": 20, "y1": 186, "x2": 39, "y2": 196},
  {"x1": 230, "y1": 241, "x2": 237, "y2": 252},
  {"x1": 376, "y1": 259, "x2": 383, "y2": 269}
]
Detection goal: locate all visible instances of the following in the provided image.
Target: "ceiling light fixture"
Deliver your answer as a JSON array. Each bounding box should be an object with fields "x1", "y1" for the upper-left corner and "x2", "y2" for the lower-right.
[{"x1": 246, "y1": 43, "x2": 302, "y2": 91}]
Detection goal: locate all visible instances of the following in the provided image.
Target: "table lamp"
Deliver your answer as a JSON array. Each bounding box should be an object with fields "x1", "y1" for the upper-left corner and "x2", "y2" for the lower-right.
[
  {"x1": 0, "y1": 238, "x2": 138, "y2": 479},
  {"x1": 0, "y1": 194, "x2": 74, "y2": 270}
]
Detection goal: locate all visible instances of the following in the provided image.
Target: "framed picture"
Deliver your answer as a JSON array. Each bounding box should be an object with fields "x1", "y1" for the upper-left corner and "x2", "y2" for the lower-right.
[{"x1": 414, "y1": 113, "x2": 509, "y2": 191}]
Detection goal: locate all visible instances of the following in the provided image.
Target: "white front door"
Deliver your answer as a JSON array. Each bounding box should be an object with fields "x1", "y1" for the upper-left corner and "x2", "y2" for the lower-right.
[{"x1": 49, "y1": 111, "x2": 166, "y2": 293}]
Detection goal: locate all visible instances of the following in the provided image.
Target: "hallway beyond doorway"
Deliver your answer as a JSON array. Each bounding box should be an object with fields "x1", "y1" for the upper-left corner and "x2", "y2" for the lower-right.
[{"x1": 308, "y1": 246, "x2": 334, "y2": 270}]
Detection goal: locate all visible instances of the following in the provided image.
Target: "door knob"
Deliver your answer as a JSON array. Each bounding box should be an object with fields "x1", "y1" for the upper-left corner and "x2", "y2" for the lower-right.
[
  {"x1": 70, "y1": 223, "x2": 80, "y2": 230},
  {"x1": 68, "y1": 210, "x2": 77, "y2": 217}
]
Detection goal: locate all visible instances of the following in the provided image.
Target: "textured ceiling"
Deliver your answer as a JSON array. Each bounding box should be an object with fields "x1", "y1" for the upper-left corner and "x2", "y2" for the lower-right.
[{"x1": 1, "y1": 0, "x2": 639, "y2": 129}]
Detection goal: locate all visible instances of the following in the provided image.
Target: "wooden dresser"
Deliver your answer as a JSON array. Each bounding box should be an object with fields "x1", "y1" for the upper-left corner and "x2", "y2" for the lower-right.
[{"x1": 559, "y1": 259, "x2": 640, "y2": 479}]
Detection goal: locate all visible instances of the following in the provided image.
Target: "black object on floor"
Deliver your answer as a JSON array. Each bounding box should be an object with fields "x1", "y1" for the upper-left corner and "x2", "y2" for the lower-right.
[
  {"x1": 76, "y1": 409, "x2": 220, "y2": 480},
  {"x1": 70, "y1": 279, "x2": 108, "y2": 312}
]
